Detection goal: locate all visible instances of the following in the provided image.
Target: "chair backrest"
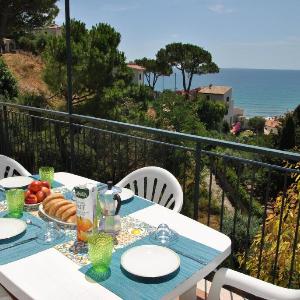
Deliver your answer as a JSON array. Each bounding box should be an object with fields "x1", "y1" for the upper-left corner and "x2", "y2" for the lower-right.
[
  {"x1": 208, "y1": 268, "x2": 300, "y2": 300},
  {"x1": 0, "y1": 155, "x2": 31, "y2": 179},
  {"x1": 117, "y1": 166, "x2": 183, "y2": 212}
]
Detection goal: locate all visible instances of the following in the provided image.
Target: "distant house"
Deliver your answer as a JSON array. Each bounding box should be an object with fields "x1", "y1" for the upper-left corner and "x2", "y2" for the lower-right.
[
  {"x1": 196, "y1": 85, "x2": 234, "y2": 123},
  {"x1": 127, "y1": 63, "x2": 145, "y2": 85},
  {"x1": 0, "y1": 38, "x2": 16, "y2": 53},
  {"x1": 264, "y1": 118, "x2": 281, "y2": 135},
  {"x1": 33, "y1": 24, "x2": 62, "y2": 37}
]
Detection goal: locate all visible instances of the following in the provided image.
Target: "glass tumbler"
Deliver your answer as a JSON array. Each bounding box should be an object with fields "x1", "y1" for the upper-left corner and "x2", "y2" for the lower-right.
[
  {"x1": 39, "y1": 167, "x2": 54, "y2": 187},
  {"x1": 6, "y1": 189, "x2": 25, "y2": 218},
  {"x1": 88, "y1": 232, "x2": 114, "y2": 274}
]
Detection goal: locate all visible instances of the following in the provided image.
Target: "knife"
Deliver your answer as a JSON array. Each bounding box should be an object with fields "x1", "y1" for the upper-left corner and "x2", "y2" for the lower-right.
[
  {"x1": 168, "y1": 247, "x2": 208, "y2": 265},
  {"x1": 0, "y1": 236, "x2": 37, "y2": 252}
]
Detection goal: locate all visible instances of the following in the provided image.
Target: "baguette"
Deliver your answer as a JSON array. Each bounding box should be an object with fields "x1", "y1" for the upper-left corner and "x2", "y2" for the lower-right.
[
  {"x1": 43, "y1": 193, "x2": 64, "y2": 206},
  {"x1": 66, "y1": 215, "x2": 76, "y2": 224},
  {"x1": 44, "y1": 197, "x2": 65, "y2": 213},
  {"x1": 55, "y1": 203, "x2": 75, "y2": 219},
  {"x1": 61, "y1": 206, "x2": 76, "y2": 221},
  {"x1": 48, "y1": 200, "x2": 71, "y2": 216}
]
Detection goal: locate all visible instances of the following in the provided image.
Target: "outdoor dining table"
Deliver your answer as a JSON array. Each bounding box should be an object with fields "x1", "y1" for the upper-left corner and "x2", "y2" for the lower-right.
[{"x1": 0, "y1": 172, "x2": 231, "y2": 300}]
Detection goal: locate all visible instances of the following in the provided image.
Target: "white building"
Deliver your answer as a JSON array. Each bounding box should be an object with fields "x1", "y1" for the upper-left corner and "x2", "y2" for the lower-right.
[
  {"x1": 127, "y1": 63, "x2": 145, "y2": 85},
  {"x1": 196, "y1": 85, "x2": 237, "y2": 124}
]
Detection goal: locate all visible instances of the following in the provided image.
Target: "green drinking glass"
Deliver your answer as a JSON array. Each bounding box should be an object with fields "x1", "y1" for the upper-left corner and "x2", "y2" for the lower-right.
[
  {"x1": 39, "y1": 167, "x2": 54, "y2": 187},
  {"x1": 6, "y1": 189, "x2": 25, "y2": 218},
  {"x1": 88, "y1": 232, "x2": 114, "y2": 274}
]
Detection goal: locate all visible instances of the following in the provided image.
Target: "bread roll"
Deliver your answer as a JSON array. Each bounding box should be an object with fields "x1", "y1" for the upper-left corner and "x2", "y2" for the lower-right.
[
  {"x1": 44, "y1": 197, "x2": 64, "y2": 213},
  {"x1": 67, "y1": 215, "x2": 76, "y2": 224},
  {"x1": 61, "y1": 206, "x2": 76, "y2": 221},
  {"x1": 43, "y1": 193, "x2": 64, "y2": 206},
  {"x1": 48, "y1": 200, "x2": 71, "y2": 216},
  {"x1": 56, "y1": 203, "x2": 74, "y2": 219}
]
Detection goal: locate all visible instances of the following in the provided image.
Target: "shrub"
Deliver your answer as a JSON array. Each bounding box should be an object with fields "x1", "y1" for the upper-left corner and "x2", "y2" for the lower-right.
[
  {"x1": 0, "y1": 58, "x2": 18, "y2": 100},
  {"x1": 239, "y1": 162, "x2": 300, "y2": 287}
]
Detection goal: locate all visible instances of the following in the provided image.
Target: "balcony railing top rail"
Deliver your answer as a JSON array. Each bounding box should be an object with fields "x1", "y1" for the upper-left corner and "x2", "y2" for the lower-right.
[{"x1": 1, "y1": 101, "x2": 299, "y2": 161}]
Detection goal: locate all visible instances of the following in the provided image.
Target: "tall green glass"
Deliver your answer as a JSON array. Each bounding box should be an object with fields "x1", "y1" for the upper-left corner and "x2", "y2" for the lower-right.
[
  {"x1": 6, "y1": 189, "x2": 25, "y2": 218},
  {"x1": 39, "y1": 167, "x2": 54, "y2": 187},
  {"x1": 88, "y1": 233, "x2": 113, "y2": 274}
]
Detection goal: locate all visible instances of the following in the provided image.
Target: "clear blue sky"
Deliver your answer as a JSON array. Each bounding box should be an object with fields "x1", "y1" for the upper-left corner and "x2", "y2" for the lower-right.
[{"x1": 56, "y1": 0, "x2": 300, "y2": 70}]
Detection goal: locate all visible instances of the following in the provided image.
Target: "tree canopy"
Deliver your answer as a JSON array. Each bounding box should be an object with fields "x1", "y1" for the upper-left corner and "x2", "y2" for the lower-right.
[
  {"x1": 134, "y1": 57, "x2": 172, "y2": 89},
  {"x1": 0, "y1": 0, "x2": 58, "y2": 44},
  {"x1": 196, "y1": 97, "x2": 228, "y2": 130},
  {"x1": 43, "y1": 20, "x2": 132, "y2": 111},
  {"x1": 157, "y1": 43, "x2": 219, "y2": 93},
  {"x1": 248, "y1": 116, "x2": 265, "y2": 134},
  {"x1": 279, "y1": 114, "x2": 296, "y2": 150}
]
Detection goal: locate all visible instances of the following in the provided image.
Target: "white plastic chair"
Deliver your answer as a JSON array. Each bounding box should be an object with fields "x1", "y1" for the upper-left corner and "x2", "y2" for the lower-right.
[
  {"x1": 208, "y1": 268, "x2": 300, "y2": 300},
  {"x1": 0, "y1": 155, "x2": 31, "y2": 179},
  {"x1": 117, "y1": 166, "x2": 183, "y2": 212}
]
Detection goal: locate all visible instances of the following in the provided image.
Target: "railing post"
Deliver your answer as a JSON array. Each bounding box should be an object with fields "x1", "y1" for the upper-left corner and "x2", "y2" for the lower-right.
[
  {"x1": 65, "y1": 0, "x2": 74, "y2": 172},
  {"x1": 0, "y1": 104, "x2": 9, "y2": 156},
  {"x1": 193, "y1": 142, "x2": 201, "y2": 220}
]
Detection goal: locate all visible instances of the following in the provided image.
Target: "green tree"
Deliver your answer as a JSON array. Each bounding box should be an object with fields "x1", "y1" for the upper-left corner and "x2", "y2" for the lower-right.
[
  {"x1": 293, "y1": 104, "x2": 300, "y2": 126},
  {"x1": 0, "y1": 58, "x2": 18, "y2": 100},
  {"x1": 43, "y1": 20, "x2": 131, "y2": 109},
  {"x1": 222, "y1": 120, "x2": 230, "y2": 133},
  {"x1": 248, "y1": 116, "x2": 265, "y2": 134},
  {"x1": 279, "y1": 114, "x2": 296, "y2": 150},
  {"x1": 134, "y1": 57, "x2": 172, "y2": 90},
  {"x1": 153, "y1": 91, "x2": 206, "y2": 134},
  {"x1": 157, "y1": 43, "x2": 219, "y2": 93},
  {"x1": 0, "y1": 0, "x2": 58, "y2": 49},
  {"x1": 196, "y1": 97, "x2": 228, "y2": 130}
]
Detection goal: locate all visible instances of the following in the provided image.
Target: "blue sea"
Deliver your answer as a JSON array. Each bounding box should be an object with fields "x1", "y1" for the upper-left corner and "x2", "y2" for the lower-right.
[{"x1": 156, "y1": 68, "x2": 300, "y2": 117}]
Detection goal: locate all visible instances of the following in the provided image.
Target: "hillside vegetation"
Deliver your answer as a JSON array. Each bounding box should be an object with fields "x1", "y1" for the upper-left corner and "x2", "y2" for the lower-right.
[{"x1": 2, "y1": 53, "x2": 49, "y2": 96}]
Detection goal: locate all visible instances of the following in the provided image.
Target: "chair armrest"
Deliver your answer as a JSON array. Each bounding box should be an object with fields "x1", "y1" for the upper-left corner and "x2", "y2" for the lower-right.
[{"x1": 207, "y1": 268, "x2": 300, "y2": 300}]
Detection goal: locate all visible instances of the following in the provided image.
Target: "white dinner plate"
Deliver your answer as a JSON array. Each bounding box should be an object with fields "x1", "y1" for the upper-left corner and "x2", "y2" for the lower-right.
[
  {"x1": 119, "y1": 188, "x2": 134, "y2": 202},
  {"x1": 38, "y1": 204, "x2": 76, "y2": 228},
  {"x1": 121, "y1": 245, "x2": 180, "y2": 278},
  {"x1": 0, "y1": 176, "x2": 34, "y2": 189},
  {"x1": 0, "y1": 218, "x2": 27, "y2": 240}
]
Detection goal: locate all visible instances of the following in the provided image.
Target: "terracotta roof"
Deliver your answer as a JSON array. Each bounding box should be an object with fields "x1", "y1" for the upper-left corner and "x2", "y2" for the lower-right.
[
  {"x1": 127, "y1": 64, "x2": 146, "y2": 71},
  {"x1": 197, "y1": 85, "x2": 231, "y2": 95},
  {"x1": 265, "y1": 118, "x2": 281, "y2": 128}
]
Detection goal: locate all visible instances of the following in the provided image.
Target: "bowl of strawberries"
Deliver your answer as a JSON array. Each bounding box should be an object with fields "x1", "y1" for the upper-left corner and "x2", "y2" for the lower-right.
[{"x1": 24, "y1": 180, "x2": 51, "y2": 208}]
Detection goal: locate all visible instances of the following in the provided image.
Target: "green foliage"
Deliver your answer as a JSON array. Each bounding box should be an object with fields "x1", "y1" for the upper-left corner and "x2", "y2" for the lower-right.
[
  {"x1": 239, "y1": 163, "x2": 300, "y2": 287},
  {"x1": 223, "y1": 210, "x2": 261, "y2": 258},
  {"x1": 43, "y1": 20, "x2": 131, "y2": 110},
  {"x1": 17, "y1": 92, "x2": 47, "y2": 108},
  {"x1": 0, "y1": 58, "x2": 18, "y2": 100},
  {"x1": 248, "y1": 116, "x2": 265, "y2": 134},
  {"x1": 293, "y1": 104, "x2": 300, "y2": 126},
  {"x1": 157, "y1": 43, "x2": 219, "y2": 93},
  {"x1": 0, "y1": 0, "x2": 58, "y2": 42},
  {"x1": 196, "y1": 97, "x2": 228, "y2": 130},
  {"x1": 279, "y1": 114, "x2": 295, "y2": 149},
  {"x1": 18, "y1": 36, "x2": 35, "y2": 53},
  {"x1": 222, "y1": 120, "x2": 230, "y2": 133},
  {"x1": 135, "y1": 57, "x2": 172, "y2": 89},
  {"x1": 152, "y1": 91, "x2": 207, "y2": 134}
]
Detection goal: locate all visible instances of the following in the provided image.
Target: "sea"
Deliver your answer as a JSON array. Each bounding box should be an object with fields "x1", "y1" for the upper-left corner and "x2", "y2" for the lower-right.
[{"x1": 156, "y1": 68, "x2": 300, "y2": 118}]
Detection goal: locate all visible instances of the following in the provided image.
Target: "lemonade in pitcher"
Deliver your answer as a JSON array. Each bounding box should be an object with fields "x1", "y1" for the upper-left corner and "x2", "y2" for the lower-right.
[{"x1": 73, "y1": 183, "x2": 97, "y2": 242}]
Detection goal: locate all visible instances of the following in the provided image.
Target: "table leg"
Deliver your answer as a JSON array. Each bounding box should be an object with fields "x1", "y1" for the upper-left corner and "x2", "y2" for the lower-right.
[{"x1": 179, "y1": 285, "x2": 197, "y2": 300}]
